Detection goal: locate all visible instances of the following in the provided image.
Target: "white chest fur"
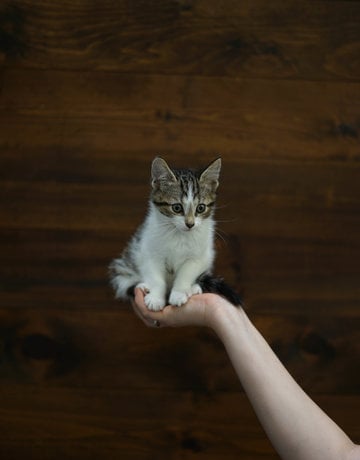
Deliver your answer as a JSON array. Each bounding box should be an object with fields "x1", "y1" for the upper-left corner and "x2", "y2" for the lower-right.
[
  {"x1": 134, "y1": 205, "x2": 216, "y2": 310},
  {"x1": 138, "y1": 205, "x2": 215, "y2": 269}
]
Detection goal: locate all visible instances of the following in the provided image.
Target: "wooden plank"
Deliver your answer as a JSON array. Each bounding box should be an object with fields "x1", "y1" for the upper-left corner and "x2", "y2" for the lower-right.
[
  {"x1": 0, "y1": 389, "x2": 357, "y2": 459},
  {"x1": 1, "y1": 72, "x2": 360, "y2": 161},
  {"x1": 1, "y1": 1, "x2": 360, "y2": 80},
  {"x1": 0, "y1": 306, "x2": 359, "y2": 394},
  {"x1": 0, "y1": 387, "x2": 358, "y2": 459},
  {"x1": 223, "y1": 235, "x2": 360, "y2": 317},
  {"x1": 0, "y1": 385, "x2": 278, "y2": 459},
  {"x1": 0, "y1": 391, "x2": 357, "y2": 460}
]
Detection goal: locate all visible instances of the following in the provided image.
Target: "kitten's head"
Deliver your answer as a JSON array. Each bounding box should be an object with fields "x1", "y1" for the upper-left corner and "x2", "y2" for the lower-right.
[{"x1": 150, "y1": 157, "x2": 221, "y2": 232}]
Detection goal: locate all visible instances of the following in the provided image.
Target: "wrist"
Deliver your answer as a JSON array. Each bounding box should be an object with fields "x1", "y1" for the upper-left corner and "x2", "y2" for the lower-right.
[{"x1": 205, "y1": 294, "x2": 247, "y2": 340}]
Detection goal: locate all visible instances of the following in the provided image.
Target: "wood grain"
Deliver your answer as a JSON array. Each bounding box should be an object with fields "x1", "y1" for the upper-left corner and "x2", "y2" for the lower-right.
[
  {"x1": 1, "y1": 1, "x2": 359, "y2": 458},
  {"x1": 1, "y1": 1, "x2": 360, "y2": 80},
  {"x1": 1, "y1": 71, "x2": 359, "y2": 161},
  {"x1": 0, "y1": 307, "x2": 359, "y2": 394},
  {"x1": 0, "y1": 385, "x2": 358, "y2": 459}
]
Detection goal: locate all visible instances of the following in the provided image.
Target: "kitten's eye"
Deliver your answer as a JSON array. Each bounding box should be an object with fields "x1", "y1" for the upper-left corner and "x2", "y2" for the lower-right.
[
  {"x1": 171, "y1": 203, "x2": 183, "y2": 214},
  {"x1": 196, "y1": 204, "x2": 206, "y2": 214}
]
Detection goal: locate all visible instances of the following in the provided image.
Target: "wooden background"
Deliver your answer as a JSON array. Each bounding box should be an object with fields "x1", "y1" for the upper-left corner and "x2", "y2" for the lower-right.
[{"x1": 0, "y1": 1, "x2": 360, "y2": 458}]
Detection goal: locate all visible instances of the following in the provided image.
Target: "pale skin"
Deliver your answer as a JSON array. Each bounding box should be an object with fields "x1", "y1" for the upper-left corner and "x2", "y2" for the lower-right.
[{"x1": 132, "y1": 288, "x2": 360, "y2": 460}]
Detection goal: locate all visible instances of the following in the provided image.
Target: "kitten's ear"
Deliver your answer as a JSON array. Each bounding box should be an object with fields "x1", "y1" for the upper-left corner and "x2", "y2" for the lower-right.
[
  {"x1": 200, "y1": 158, "x2": 221, "y2": 190},
  {"x1": 151, "y1": 157, "x2": 177, "y2": 188}
]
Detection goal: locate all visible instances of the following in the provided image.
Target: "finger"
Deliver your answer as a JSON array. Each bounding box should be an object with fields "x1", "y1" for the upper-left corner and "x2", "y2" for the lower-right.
[
  {"x1": 133, "y1": 288, "x2": 164, "y2": 328},
  {"x1": 134, "y1": 287, "x2": 147, "y2": 310},
  {"x1": 131, "y1": 289, "x2": 149, "y2": 324},
  {"x1": 130, "y1": 298, "x2": 145, "y2": 323}
]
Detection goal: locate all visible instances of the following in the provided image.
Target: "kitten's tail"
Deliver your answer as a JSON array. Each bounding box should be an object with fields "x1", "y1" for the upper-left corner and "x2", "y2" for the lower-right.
[
  {"x1": 109, "y1": 258, "x2": 140, "y2": 300},
  {"x1": 198, "y1": 274, "x2": 243, "y2": 307}
]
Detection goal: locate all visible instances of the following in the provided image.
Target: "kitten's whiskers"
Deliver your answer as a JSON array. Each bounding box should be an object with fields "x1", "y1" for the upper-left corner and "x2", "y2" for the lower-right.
[{"x1": 215, "y1": 228, "x2": 228, "y2": 244}]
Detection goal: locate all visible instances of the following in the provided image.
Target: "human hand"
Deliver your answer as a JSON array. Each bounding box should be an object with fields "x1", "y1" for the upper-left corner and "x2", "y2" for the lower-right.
[{"x1": 132, "y1": 287, "x2": 230, "y2": 329}]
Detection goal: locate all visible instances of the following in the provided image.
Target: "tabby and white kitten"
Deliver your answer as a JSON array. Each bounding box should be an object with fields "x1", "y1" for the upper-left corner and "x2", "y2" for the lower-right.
[
  {"x1": 110, "y1": 157, "x2": 240, "y2": 311},
  {"x1": 110, "y1": 158, "x2": 221, "y2": 311}
]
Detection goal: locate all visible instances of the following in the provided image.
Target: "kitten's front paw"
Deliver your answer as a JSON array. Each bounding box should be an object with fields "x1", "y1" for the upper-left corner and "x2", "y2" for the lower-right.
[
  {"x1": 169, "y1": 290, "x2": 189, "y2": 307},
  {"x1": 135, "y1": 283, "x2": 166, "y2": 311},
  {"x1": 190, "y1": 283, "x2": 203, "y2": 295},
  {"x1": 144, "y1": 292, "x2": 166, "y2": 311}
]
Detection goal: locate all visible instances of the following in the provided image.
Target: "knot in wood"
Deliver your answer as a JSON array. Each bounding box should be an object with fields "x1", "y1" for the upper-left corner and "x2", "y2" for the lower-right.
[{"x1": 21, "y1": 333, "x2": 60, "y2": 361}]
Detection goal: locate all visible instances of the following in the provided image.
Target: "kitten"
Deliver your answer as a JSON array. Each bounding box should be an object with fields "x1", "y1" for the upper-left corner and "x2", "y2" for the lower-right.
[{"x1": 109, "y1": 157, "x2": 241, "y2": 311}]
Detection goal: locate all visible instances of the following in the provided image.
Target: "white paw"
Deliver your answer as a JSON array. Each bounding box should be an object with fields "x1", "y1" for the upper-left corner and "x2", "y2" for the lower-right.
[
  {"x1": 169, "y1": 290, "x2": 189, "y2": 307},
  {"x1": 144, "y1": 292, "x2": 166, "y2": 311},
  {"x1": 190, "y1": 283, "x2": 203, "y2": 295}
]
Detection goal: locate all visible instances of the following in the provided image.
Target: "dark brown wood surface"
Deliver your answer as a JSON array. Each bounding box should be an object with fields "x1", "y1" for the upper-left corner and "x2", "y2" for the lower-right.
[{"x1": 0, "y1": 1, "x2": 359, "y2": 458}]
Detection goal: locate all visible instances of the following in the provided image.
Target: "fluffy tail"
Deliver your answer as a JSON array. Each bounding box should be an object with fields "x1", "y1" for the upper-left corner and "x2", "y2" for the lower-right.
[
  {"x1": 109, "y1": 258, "x2": 141, "y2": 300},
  {"x1": 198, "y1": 274, "x2": 243, "y2": 307}
]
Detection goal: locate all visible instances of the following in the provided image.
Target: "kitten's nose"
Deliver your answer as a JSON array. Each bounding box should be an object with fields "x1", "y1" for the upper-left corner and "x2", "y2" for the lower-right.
[{"x1": 186, "y1": 222, "x2": 194, "y2": 229}]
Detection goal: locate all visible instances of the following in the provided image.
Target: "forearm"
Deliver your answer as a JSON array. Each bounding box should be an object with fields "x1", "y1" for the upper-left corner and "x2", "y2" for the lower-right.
[{"x1": 211, "y1": 304, "x2": 355, "y2": 460}]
